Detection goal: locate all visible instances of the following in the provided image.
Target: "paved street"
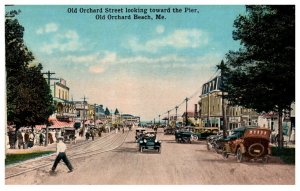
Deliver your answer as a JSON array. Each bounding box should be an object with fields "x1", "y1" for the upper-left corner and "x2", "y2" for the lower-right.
[{"x1": 5, "y1": 128, "x2": 295, "y2": 185}]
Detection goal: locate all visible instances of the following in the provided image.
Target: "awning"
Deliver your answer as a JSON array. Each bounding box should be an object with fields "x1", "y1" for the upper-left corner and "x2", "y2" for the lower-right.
[
  {"x1": 35, "y1": 125, "x2": 46, "y2": 130},
  {"x1": 48, "y1": 118, "x2": 74, "y2": 128}
]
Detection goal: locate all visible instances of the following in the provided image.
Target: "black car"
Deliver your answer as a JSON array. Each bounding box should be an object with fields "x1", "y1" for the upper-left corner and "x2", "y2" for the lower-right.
[
  {"x1": 175, "y1": 129, "x2": 197, "y2": 143},
  {"x1": 138, "y1": 131, "x2": 161, "y2": 153}
]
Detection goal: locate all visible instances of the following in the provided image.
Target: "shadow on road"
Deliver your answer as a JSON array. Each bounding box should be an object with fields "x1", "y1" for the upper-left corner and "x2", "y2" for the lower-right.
[
  {"x1": 112, "y1": 147, "x2": 138, "y2": 153},
  {"x1": 200, "y1": 156, "x2": 285, "y2": 165}
]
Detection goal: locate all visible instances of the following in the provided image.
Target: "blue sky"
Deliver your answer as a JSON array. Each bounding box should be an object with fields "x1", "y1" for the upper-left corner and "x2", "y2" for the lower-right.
[{"x1": 5, "y1": 5, "x2": 246, "y2": 121}]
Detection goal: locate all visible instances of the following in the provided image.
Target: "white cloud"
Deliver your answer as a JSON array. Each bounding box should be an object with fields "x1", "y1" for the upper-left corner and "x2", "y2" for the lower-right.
[
  {"x1": 40, "y1": 30, "x2": 81, "y2": 54},
  {"x1": 118, "y1": 53, "x2": 220, "y2": 70},
  {"x1": 127, "y1": 28, "x2": 209, "y2": 53},
  {"x1": 36, "y1": 22, "x2": 59, "y2": 34},
  {"x1": 156, "y1": 25, "x2": 165, "y2": 34},
  {"x1": 64, "y1": 52, "x2": 117, "y2": 74},
  {"x1": 63, "y1": 51, "x2": 220, "y2": 75},
  {"x1": 88, "y1": 52, "x2": 117, "y2": 73}
]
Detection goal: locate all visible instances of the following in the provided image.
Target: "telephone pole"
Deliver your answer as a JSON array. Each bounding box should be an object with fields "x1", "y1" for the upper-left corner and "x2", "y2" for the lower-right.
[
  {"x1": 158, "y1": 115, "x2": 161, "y2": 125},
  {"x1": 167, "y1": 110, "x2": 170, "y2": 127},
  {"x1": 81, "y1": 96, "x2": 88, "y2": 134},
  {"x1": 175, "y1": 106, "x2": 178, "y2": 121},
  {"x1": 219, "y1": 60, "x2": 228, "y2": 138},
  {"x1": 185, "y1": 97, "x2": 189, "y2": 126},
  {"x1": 94, "y1": 103, "x2": 97, "y2": 129},
  {"x1": 42, "y1": 70, "x2": 59, "y2": 147}
]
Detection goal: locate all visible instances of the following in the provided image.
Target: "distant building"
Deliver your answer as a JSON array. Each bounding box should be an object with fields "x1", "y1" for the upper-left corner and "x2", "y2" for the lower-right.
[
  {"x1": 121, "y1": 114, "x2": 140, "y2": 125},
  {"x1": 51, "y1": 78, "x2": 76, "y2": 121},
  {"x1": 199, "y1": 76, "x2": 258, "y2": 130}
]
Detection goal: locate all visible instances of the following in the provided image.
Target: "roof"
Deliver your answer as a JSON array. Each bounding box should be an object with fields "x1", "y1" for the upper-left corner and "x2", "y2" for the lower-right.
[{"x1": 48, "y1": 118, "x2": 74, "y2": 128}]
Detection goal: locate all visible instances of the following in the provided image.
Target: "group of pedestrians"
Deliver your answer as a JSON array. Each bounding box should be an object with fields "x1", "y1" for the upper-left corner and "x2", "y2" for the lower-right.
[
  {"x1": 85, "y1": 129, "x2": 98, "y2": 141},
  {"x1": 8, "y1": 128, "x2": 62, "y2": 149}
]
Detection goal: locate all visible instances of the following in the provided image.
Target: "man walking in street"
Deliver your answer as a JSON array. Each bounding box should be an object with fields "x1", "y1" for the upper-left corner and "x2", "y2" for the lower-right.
[{"x1": 51, "y1": 137, "x2": 73, "y2": 173}]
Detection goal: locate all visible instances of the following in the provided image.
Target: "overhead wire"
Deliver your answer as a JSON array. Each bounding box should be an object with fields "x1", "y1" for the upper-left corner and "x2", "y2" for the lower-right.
[{"x1": 155, "y1": 66, "x2": 221, "y2": 120}]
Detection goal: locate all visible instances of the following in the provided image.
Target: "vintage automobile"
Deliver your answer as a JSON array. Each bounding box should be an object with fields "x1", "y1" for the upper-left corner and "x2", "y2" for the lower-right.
[
  {"x1": 193, "y1": 127, "x2": 219, "y2": 139},
  {"x1": 164, "y1": 127, "x2": 175, "y2": 135},
  {"x1": 138, "y1": 131, "x2": 161, "y2": 153},
  {"x1": 175, "y1": 128, "x2": 198, "y2": 143},
  {"x1": 135, "y1": 128, "x2": 146, "y2": 142},
  {"x1": 62, "y1": 127, "x2": 77, "y2": 144},
  {"x1": 223, "y1": 127, "x2": 271, "y2": 163}
]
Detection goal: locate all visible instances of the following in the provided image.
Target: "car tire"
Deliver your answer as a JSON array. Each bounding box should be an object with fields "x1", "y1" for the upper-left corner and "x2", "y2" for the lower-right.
[
  {"x1": 140, "y1": 147, "x2": 143, "y2": 153},
  {"x1": 237, "y1": 148, "x2": 244, "y2": 163},
  {"x1": 158, "y1": 147, "x2": 161, "y2": 153}
]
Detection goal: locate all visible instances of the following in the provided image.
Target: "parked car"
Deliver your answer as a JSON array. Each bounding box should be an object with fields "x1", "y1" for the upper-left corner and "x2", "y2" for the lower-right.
[
  {"x1": 175, "y1": 128, "x2": 198, "y2": 143},
  {"x1": 223, "y1": 127, "x2": 271, "y2": 163},
  {"x1": 138, "y1": 131, "x2": 161, "y2": 153},
  {"x1": 193, "y1": 127, "x2": 219, "y2": 139}
]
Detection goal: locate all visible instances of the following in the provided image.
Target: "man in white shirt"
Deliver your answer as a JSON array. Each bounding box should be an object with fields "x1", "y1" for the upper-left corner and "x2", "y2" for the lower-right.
[{"x1": 51, "y1": 137, "x2": 73, "y2": 172}]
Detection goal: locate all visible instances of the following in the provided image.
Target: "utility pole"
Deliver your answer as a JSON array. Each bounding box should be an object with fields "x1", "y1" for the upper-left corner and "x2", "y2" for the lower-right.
[
  {"x1": 81, "y1": 96, "x2": 88, "y2": 134},
  {"x1": 42, "y1": 70, "x2": 59, "y2": 147},
  {"x1": 219, "y1": 60, "x2": 228, "y2": 138},
  {"x1": 158, "y1": 115, "x2": 161, "y2": 125},
  {"x1": 94, "y1": 103, "x2": 97, "y2": 129},
  {"x1": 185, "y1": 97, "x2": 189, "y2": 126},
  {"x1": 167, "y1": 110, "x2": 170, "y2": 127},
  {"x1": 175, "y1": 106, "x2": 178, "y2": 121}
]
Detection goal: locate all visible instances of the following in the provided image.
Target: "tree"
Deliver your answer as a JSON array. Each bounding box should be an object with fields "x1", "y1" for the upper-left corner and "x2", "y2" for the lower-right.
[
  {"x1": 6, "y1": 11, "x2": 55, "y2": 134},
  {"x1": 222, "y1": 5, "x2": 295, "y2": 148},
  {"x1": 104, "y1": 107, "x2": 110, "y2": 116}
]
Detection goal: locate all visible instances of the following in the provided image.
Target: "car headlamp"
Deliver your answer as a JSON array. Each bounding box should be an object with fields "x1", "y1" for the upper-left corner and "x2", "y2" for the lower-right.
[
  {"x1": 144, "y1": 139, "x2": 147, "y2": 143},
  {"x1": 139, "y1": 141, "x2": 143, "y2": 143},
  {"x1": 155, "y1": 139, "x2": 158, "y2": 143}
]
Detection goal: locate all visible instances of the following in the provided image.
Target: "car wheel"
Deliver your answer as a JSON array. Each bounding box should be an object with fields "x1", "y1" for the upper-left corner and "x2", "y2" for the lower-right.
[
  {"x1": 140, "y1": 147, "x2": 143, "y2": 153},
  {"x1": 158, "y1": 147, "x2": 161, "y2": 153},
  {"x1": 237, "y1": 148, "x2": 244, "y2": 163}
]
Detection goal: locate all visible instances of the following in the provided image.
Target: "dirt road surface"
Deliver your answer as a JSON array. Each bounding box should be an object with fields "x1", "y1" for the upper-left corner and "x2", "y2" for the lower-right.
[{"x1": 5, "y1": 128, "x2": 295, "y2": 185}]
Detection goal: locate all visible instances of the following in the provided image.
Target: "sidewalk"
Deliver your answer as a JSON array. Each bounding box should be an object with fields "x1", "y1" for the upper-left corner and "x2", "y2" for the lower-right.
[
  {"x1": 6, "y1": 144, "x2": 56, "y2": 155},
  {"x1": 6, "y1": 131, "x2": 113, "y2": 155}
]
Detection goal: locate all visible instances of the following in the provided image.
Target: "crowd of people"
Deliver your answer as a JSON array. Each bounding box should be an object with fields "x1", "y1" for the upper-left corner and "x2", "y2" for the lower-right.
[{"x1": 7, "y1": 127, "x2": 62, "y2": 149}]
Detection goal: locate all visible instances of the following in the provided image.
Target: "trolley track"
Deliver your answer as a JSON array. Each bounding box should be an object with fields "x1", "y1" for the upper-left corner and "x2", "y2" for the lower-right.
[{"x1": 5, "y1": 130, "x2": 130, "y2": 179}]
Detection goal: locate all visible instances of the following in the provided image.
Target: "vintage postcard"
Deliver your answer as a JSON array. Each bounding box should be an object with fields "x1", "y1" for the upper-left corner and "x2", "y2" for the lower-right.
[{"x1": 2, "y1": 1, "x2": 296, "y2": 190}]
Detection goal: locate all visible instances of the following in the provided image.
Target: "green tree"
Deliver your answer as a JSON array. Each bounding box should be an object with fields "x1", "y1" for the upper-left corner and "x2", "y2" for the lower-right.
[
  {"x1": 6, "y1": 11, "x2": 55, "y2": 133},
  {"x1": 114, "y1": 108, "x2": 119, "y2": 115},
  {"x1": 104, "y1": 107, "x2": 110, "y2": 116},
  {"x1": 222, "y1": 5, "x2": 295, "y2": 148}
]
